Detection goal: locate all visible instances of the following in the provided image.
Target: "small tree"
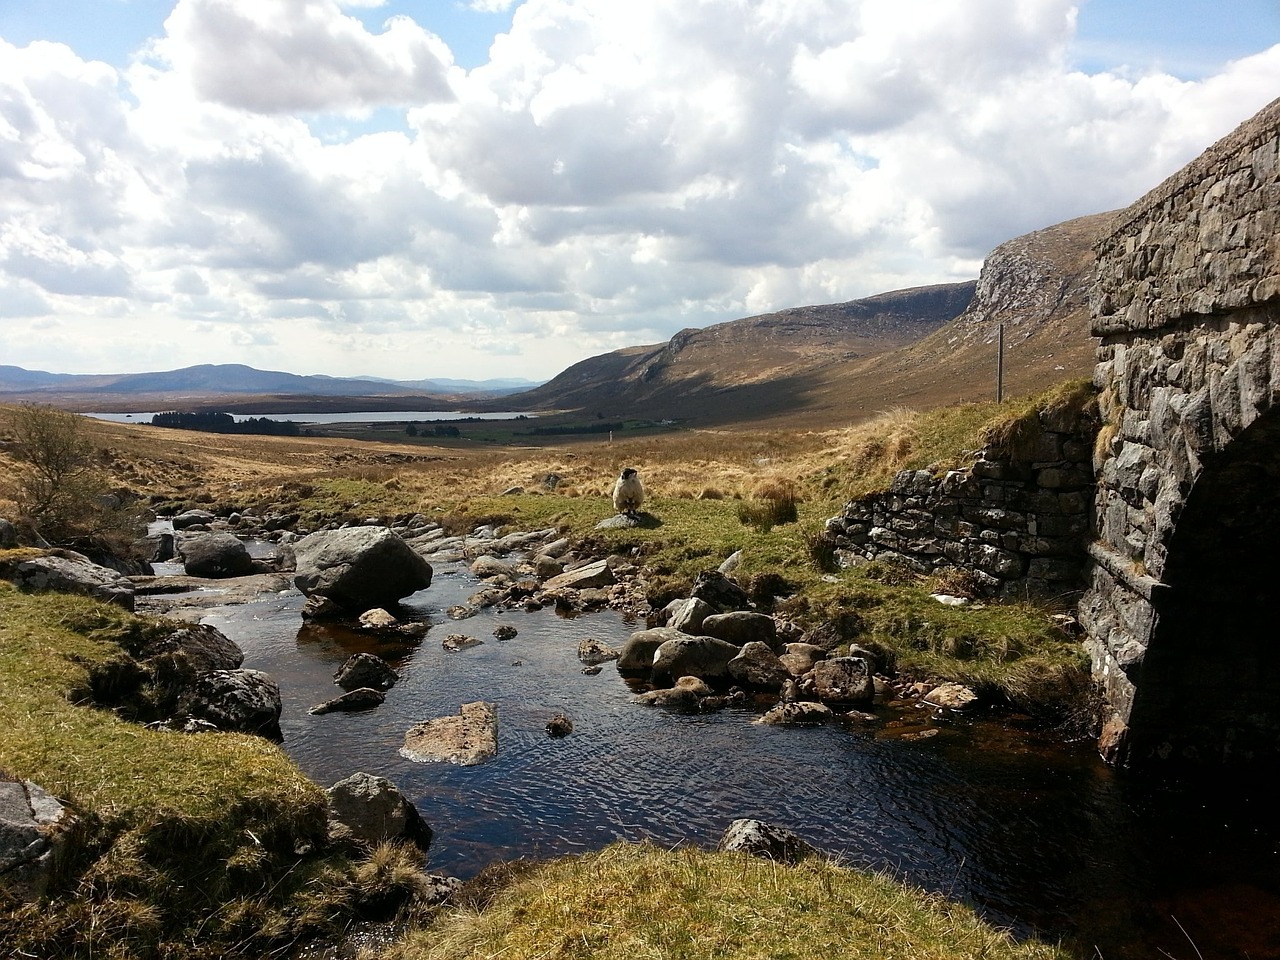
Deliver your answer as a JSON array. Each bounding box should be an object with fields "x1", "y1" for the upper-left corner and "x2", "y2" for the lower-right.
[{"x1": 11, "y1": 404, "x2": 115, "y2": 544}]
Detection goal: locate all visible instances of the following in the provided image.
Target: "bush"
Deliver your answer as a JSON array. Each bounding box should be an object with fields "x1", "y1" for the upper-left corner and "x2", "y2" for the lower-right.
[{"x1": 8, "y1": 404, "x2": 138, "y2": 546}]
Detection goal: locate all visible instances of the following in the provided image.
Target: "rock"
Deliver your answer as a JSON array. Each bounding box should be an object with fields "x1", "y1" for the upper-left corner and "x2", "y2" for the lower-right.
[
  {"x1": 171, "y1": 509, "x2": 216, "y2": 530},
  {"x1": 651, "y1": 635, "x2": 740, "y2": 683},
  {"x1": 616, "y1": 626, "x2": 685, "y2": 672},
  {"x1": 136, "y1": 623, "x2": 244, "y2": 675},
  {"x1": 546, "y1": 713, "x2": 573, "y2": 737},
  {"x1": 447, "y1": 604, "x2": 478, "y2": 620},
  {"x1": 717, "y1": 818, "x2": 813, "y2": 864},
  {"x1": 595, "y1": 513, "x2": 643, "y2": 530},
  {"x1": 581, "y1": 664, "x2": 603, "y2": 675},
  {"x1": 727, "y1": 642, "x2": 789, "y2": 690},
  {"x1": 2, "y1": 552, "x2": 135, "y2": 610},
  {"x1": 493, "y1": 624, "x2": 518, "y2": 641},
  {"x1": 335, "y1": 653, "x2": 399, "y2": 691},
  {"x1": 442, "y1": 634, "x2": 483, "y2": 652},
  {"x1": 631, "y1": 686, "x2": 701, "y2": 711},
  {"x1": 700, "y1": 611, "x2": 777, "y2": 647},
  {"x1": 149, "y1": 531, "x2": 176, "y2": 562},
  {"x1": 718, "y1": 550, "x2": 743, "y2": 574},
  {"x1": 309, "y1": 688, "x2": 386, "y2": 715},
  {"x1": 668, "y1": 597, "x2": 715, "y2": 634},
  {"x1": 301, "y1": 594, "x2": 344, "y2": 620},
  {"x1": 800, "y1": 657, "x2": 875, "y2": 707},
  {"x1": 755, "y1": 701, "x2": 835, "y2": 725},
  {"x1": 421, "y1": 875, "x2": 464, "y2": 906},
  {"x1": 674, "y1": 675, "x2": 714, "y2": 696},
  {"x1": 690, "y1": 569, "x2": 750, "y2": 612},
  {"x1": 293, "y1": 526, "x2": 433, "y2": 614},
  {"x1": 358, "y1": 608, "x2": 399, "y2": 630},
  {"x1": 182, "y1": 669, "x2": 283, "y2": 740},
  {"x1": 923, "y1": 682, "x2": 980, "y2": 712},
  {"x1": 0, "y1": 779, "x2": 76, "y2": 900},
  {"x1": 578, "y1": 637, "x2": 620, "y2": 664},
  {"x1": 326, "y1": 772, "x2": 432, "y2": 853},
  {"x1": 0, "y1": 518, "x2": 17, "y2": 548},
  {"x1": 777, "y1": 643, "x2": 827, "y2": 677},
  {"x1": 533, "y1": 555, "x2": 564, "y2": 578},
  {"x1": 178, "y1": 533, "x2": 255, "y2": 578},
  {"x1": 471, "y1": 556, "x2": 516, "y2": 579},
  {"x1": 542, "y1": 559, "x2": 617, "y2": 591},
  {"x1": 401, "y1": 702, "x2": 498, "y2": 766}
]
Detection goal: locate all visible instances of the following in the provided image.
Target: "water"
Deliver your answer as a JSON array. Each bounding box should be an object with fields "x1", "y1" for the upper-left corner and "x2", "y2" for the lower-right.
[
  {"x1": 84, "y1": 411, "x2": 533, "y2": 424},
  {"x1": 200, "y1": 565, "x2": 1280, "y2": 960}
]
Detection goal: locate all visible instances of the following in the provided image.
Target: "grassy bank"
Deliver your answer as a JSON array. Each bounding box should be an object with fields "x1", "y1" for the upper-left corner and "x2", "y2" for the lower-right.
[
  {"x1": 385, "y1": 842, "x2": 1071, "y2": 960},
  {"x1": 0, "y1": 582, "x2": 428, "y2": 958}
]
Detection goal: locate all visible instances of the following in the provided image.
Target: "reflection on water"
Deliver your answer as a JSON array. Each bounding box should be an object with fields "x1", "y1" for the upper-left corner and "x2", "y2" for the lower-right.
[{"x1": 200, "y1": 563, "x2": 1280, "y2": 960}]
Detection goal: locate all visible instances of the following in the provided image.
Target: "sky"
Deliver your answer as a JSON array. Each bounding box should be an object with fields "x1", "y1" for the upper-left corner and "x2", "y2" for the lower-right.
[{"x1": 1, "y1": 1, "x2": 1278, "y2": 382}]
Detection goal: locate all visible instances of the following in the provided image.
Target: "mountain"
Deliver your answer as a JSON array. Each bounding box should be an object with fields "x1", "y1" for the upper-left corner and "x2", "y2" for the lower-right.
[
  {"x1": 503, "y1": 212, "x2": 1112, "y2": 427},
  {"x1": 507, "y1": 281, "x2": 979, "y2": 422},
  {"x1": 353, "y1": 376, "x2": 544, "y2": 396}
]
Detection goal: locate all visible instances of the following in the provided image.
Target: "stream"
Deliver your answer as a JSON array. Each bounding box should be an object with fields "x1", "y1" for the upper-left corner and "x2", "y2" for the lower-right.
[{"x1": 195, "y1": 560, "x2": 1280, "y2": 960}]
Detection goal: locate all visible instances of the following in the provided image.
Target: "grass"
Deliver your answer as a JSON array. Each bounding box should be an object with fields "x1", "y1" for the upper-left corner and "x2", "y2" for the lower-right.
[
  {"x1": 383, "y1": 842, "x2": 1072, "y2": 960},
  {"x1": 0, "y1": 583, "x2": 436, "y2": 959}
]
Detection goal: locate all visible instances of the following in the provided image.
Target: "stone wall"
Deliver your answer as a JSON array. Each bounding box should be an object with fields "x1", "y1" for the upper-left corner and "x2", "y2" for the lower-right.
[
  {"x1": 824, "y1": 403, "x2": 1097, "y2": 599},
  {"x1": 1080, "y1": 96, "x2": 1280, "y2": 765}
]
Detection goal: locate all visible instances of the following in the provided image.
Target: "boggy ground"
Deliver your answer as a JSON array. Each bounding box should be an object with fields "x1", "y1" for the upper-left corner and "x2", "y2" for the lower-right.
[{"x1": 0, "y1": 386, "x2": 1095, "y2": 959}]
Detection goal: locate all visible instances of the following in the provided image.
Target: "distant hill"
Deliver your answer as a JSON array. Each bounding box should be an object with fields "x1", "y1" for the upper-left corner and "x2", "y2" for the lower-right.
[{"x1": 0, "y1": 363, "x2": 543, "y2": 407}]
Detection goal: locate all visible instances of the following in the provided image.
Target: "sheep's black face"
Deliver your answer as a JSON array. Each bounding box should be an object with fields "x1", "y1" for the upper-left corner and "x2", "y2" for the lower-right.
[{"x1": 621, "y1": 468, "x2": 637, "y2": 479}]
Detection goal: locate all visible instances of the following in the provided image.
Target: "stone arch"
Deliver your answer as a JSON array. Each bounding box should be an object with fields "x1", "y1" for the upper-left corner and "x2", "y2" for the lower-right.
[{"x1": 1123, "y1": 406, "x2": 1280, "y2": 765}]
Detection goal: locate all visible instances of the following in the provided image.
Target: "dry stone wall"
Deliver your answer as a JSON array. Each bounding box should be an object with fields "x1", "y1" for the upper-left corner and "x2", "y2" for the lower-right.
[{"x1": 824, "y1": 405, "x2": 1097, "y2": 599}]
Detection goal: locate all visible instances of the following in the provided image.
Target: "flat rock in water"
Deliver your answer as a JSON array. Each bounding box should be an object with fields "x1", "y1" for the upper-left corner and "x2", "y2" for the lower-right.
[
  {"x1": 755, "y1": 701, "x2": 835, "y2": 725},
  {"x1": 401, "y1": 702, "x2": 497, "y2": 766},
  {"x1": 542, "y1": 559, "x2": 616, "y2": 591},
  {"x1": 923, "y1": 682, "x2": 979, "y2": 711},
  {"x1": 443, "y1": 633, "x2": 483, "y2": 652},
  {"x1": 309, "y1": 687, "x2": 386, "y2": 715}
]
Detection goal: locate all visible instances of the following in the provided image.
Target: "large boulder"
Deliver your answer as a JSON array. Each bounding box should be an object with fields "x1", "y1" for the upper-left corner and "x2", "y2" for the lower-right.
[
  {"x1": 1, "y1": 552, "x2": 135, "y2": 610},
  {"x1": 326, "y1": 772, "x2": 432, "y2": 853},
  {"x1": 178, "y1": 533, "x2": 255, "y2": 578},
  {"x1": 293, "y1": 527, "x2": 433, "y2": 614},
  {"x1": 0, "y1": 518, "x2": 17, "y2": 548},
  {"x1": 651, "y1": 635, "x2": 741, "y2": 684},
  {"x1": 616, "y1": 627, "x2": 684, "y2": 672},
  {"x1": 799, "y1": 657, "x2": 875, "y2": 707},
  {"x1": 182, "y1": 669, "x2": 283, "y2": 740},
  {"x1": 0, "y1": 779, "x2": 77, "y2": 900},
  {"x1": 700, "y1": 611, "x2": 777, "y2": 648},
  {"x1": 727, "y1": 642, "x2": 789, "y2": 690},
  {"x1": 171, "y1": 509, "x2": 216, "y2": 530}
]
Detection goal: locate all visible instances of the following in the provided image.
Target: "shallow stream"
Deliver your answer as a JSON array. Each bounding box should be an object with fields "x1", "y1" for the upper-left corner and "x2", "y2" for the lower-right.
[{"x1": 200, "y1": 562, "x2": 1280, "y2": 960}]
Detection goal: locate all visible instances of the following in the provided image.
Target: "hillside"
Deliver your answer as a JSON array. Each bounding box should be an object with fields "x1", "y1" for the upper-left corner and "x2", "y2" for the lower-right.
[
  {"x1": 507, "y1": 211, "x2": 1113, "y2": 428},
  {"x1": 509, "y1": 281, "x2": 979, "y2": 423}
]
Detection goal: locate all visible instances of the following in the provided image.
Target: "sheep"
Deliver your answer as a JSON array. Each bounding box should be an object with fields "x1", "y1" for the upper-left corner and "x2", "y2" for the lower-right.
[{"x1": 612, "y1": 467, "x2": 645, "y2": 516}]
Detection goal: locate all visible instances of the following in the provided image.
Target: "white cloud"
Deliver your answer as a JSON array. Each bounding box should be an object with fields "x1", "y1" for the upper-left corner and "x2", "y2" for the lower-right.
[
  {"x1": 1, "y1": 3, "x2": 1279, "y2": 381},
  {"x1": 155, "y1": 0, "x2": 456, "y2": 113}
]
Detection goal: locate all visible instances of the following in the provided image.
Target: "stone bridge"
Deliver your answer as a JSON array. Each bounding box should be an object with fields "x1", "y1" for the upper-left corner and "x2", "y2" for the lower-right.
[{"x1": 1080, "y1": 97, "x2": 1280, "y2": 767}]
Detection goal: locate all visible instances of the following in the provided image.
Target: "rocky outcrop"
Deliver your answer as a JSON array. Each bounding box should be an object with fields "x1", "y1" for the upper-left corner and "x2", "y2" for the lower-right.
[{"x1": 294, "y1": 526, "x2": 433, "y2": 615}]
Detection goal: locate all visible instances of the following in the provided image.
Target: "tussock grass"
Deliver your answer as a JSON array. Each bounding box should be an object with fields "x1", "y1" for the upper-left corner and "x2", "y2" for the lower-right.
[
  {"x1": 384, "y1": 842, "x2": 1071, "y2": 960},
  {"x1": 0, "y1": 584, "x2": 434, "y2": 958}
]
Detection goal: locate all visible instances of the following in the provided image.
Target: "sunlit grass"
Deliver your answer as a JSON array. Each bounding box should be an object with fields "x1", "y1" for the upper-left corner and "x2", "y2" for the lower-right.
[{"x1": 384, "y1": 842, "x2": 1072, "y2": 960}]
